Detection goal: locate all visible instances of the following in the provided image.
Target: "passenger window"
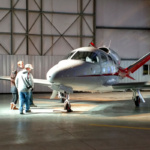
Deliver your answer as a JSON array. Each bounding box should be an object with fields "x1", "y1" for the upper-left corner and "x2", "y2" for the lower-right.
[{"x1": 108, "y1": 56, "x2": 113, "y2": 64}]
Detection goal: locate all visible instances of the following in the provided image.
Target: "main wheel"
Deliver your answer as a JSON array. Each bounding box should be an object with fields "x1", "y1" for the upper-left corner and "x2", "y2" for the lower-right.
[{"x1": 134, "y1": 96, "x2": 140, "y2": 107}]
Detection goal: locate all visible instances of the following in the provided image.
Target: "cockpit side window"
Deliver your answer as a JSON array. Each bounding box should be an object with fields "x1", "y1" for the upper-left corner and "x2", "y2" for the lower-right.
[
  {"x1": 101, "y1": 54, "x2": 107, "y2": 63},
  {"x1": 71, "y1": 51, "x2": 99, "y2": 63}
]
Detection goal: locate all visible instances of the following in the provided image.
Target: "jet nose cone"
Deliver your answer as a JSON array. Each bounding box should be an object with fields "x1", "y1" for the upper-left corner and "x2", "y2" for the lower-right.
[
  {"x1": 47, "y1": 69, "x2": 55, "y2": 83},
  {"x1": 46, "y1": 65, "x2": 61, "y2": 83}
]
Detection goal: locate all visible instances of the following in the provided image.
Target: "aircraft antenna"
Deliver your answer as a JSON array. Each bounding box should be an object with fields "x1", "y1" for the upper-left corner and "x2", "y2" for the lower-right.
[{"x1": 108, "y1": 40, "x2": 111, "y2": 48}]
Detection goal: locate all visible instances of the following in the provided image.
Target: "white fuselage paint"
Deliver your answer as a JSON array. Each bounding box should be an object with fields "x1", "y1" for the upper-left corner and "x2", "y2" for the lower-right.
[{"x1": 46, "y1": 47, "x2": 121, "y2": 93}]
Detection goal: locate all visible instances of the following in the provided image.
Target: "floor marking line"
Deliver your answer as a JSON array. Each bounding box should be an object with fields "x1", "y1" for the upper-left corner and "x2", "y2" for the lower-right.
[{"x1": 90, "y1": 124, "x2": 150, "y2": 130}]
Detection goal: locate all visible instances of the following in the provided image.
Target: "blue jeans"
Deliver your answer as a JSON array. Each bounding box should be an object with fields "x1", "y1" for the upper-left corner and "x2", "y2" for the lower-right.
[
  {"x1": 29, "y1": 92, "x2": 34, "y2": 105},
  {"x1": 19, "y1": 92, "x2": 30, "y2": 113}
]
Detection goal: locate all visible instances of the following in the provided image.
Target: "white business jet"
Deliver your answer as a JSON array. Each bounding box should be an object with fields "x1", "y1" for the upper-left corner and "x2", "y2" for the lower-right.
[{"x1": 1, "y1": 43, "x2": 150, "y2": 112}]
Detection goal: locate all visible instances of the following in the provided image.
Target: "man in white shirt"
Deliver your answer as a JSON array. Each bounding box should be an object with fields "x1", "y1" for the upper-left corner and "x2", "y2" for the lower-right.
[
  {"x1": 15, "y1": 64, "x2": 34, "y2": 114},
  {"x1": 17, "y1": 61, "x2": 37, "y2": 107}
]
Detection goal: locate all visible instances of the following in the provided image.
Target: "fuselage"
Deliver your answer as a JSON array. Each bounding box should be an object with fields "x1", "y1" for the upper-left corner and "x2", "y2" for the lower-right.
[{"x1": 47, "y1": 47, "x2": 122, "y2": 92}]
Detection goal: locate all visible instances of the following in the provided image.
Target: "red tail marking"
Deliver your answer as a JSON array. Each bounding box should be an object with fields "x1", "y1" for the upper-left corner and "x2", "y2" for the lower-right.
[
  {"x1": 117, "y1": 51, "x2": 150, "y2": 80},
  {"x1": 128, "y1": 54, "x2": 150, "y2": 73},
  {"x1": 116, "y1": 67, "x2": 135, "y2": 80}
]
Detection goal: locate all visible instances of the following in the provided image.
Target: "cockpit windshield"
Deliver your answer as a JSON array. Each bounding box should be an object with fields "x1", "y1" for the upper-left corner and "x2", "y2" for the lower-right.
[
  {"x1": 63, "y1": 52, "x2": 75, "y2": 60},
  {"x1": 71, "y1": 51, "x2": 99, "y2": 63}
]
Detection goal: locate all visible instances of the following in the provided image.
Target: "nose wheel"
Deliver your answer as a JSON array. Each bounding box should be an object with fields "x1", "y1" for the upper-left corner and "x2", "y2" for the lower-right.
[
  {"x1": 58, "y1": 92, "x2": 72, "y2": 112},
  {"x1": 64, "y1": 99, "x2": 72, "y2": 112}
]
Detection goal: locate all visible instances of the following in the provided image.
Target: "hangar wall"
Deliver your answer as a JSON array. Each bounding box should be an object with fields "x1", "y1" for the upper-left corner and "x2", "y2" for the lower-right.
[
  {"x1": 0, "y1": 0, "x2": 150, "y2": 93},
  {"x1": 96, "y1": 0, "x2": 150, "y2": 84},
  {"x1": 0, "y1": 55, "x2": 64, "y2": 93},
  {"x1": 0, "y1": 0, "x2": 95, "y2": 93},
  {"x1": 0, "y1": 0, "x2": 95, "y2": 55},
  {"x1": 96, "y1": 0, "x2": 150, "y2": 59}
]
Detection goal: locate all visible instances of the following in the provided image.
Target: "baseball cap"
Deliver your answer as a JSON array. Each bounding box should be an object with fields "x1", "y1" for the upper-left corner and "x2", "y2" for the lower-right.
[{"x1": 25, "y1": 64, "x2": 33, "y2": 69}]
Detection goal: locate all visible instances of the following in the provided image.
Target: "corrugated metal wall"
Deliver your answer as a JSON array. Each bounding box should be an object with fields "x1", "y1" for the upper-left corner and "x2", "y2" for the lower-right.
[
  {"x1": 0, "y1": 55, "x2": 64, "y2": 93},
  {"x1": 120, "y1": 60, "x2": 150, "y2": 83}
]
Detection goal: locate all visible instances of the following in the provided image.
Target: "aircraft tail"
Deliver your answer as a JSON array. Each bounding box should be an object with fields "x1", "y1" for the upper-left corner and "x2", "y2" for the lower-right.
[{"x1": 117, "y1": 51, "x2": 150, "y2": 80}]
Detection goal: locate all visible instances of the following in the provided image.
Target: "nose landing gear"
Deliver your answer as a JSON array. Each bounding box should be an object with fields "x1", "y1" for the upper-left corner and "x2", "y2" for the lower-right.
[
  {"x1": 58, "y1": 92, "x2": 72, "y2": 112},
  {"x1": 64, "y1": 99, "x2": 72, "y2": 112}
]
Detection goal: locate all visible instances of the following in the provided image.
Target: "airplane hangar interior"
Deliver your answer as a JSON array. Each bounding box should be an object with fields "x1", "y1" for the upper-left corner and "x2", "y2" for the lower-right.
[{"x1": 0, "y1": 0, "x2": 150, "y2": 149}]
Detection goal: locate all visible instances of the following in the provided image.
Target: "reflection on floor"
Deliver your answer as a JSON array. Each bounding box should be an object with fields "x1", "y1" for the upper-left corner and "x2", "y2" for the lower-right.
[{"x1": 0, "y1": 91, "x2": 150, "y2": 150}]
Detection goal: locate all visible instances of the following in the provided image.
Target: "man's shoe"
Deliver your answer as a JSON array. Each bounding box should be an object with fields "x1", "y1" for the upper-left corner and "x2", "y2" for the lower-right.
[
  {"x1": 10, "y1": 102, "x2": 14, "y2": 110},
  {"x1": 13, "y1": 105, "x2": 18, "y2": 110},
  {"x1": 26, "y1": 110, "x2": 31, "y2": 113},
  {"x1": 20, "y1": 112, "x2": 23, "y2": 115},
  {"x1": 13, "y1": 107, "x2": 18, "y2": 110},
  {"x1": 30, "y1": 104, "x2": 37, "y2": 107}
]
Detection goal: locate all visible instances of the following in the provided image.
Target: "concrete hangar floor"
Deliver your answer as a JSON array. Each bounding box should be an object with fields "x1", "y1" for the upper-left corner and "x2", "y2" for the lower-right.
[{"x1": 0, "y1": 91, "x2": 150, "y2": 150}]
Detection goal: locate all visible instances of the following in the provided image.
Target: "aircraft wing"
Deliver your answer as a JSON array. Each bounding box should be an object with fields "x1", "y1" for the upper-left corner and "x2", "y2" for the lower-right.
[
  {"x1": 0, "y1": 76, "x2": 11, "y2": 81},
  {"x1": 0, "y1": 76, "x2": 51, "y2": 86},
  {"x1": 112, "y1": 82, "x2": 150, "y2": 91},
  {"x1": 33, "y1": 79, "x2": 51, "y2": 86}
]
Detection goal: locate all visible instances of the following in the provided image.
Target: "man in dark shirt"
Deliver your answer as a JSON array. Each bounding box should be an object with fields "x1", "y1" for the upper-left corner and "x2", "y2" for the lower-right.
[
  {"x1": 10, "y1": 70, "x2": 18, "y2": 110},
  {"x1": 17, "y1": 61, "x2": 24, "y2": 72}
]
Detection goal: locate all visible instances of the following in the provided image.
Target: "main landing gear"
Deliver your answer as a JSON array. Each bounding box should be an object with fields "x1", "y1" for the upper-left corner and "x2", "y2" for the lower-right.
[
  {"x1": 132, "y1": 89, "x2": 145, "y2": 107},
  {"x1": 58, "y1": 92, "x2": 72, "y2": 112}
]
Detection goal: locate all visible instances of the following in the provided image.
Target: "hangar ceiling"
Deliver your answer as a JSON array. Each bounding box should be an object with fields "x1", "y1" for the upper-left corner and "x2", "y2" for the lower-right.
[{"x1": 0, "y1": 0, "x2": 95, "y2": 56}]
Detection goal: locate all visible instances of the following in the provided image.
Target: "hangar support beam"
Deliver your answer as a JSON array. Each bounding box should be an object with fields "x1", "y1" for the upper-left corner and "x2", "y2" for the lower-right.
[
  {"x1": 0, "y1": 0, "x2": 95, "y2": 56},
  {"x1": 96, "y1": 26, "x2": 150, "y2": 30}
]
